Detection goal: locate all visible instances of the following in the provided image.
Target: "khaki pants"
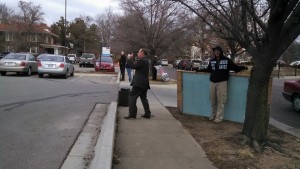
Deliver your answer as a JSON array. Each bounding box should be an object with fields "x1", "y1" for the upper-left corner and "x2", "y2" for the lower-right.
[{"x1": 210, "y1": 81, "x2": 227, "y2": 121}]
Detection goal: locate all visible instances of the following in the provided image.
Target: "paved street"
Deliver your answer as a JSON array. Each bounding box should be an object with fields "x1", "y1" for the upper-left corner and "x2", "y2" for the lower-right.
[{"x1": 0, "y1": 69, "x2": 118, "y2": 169}]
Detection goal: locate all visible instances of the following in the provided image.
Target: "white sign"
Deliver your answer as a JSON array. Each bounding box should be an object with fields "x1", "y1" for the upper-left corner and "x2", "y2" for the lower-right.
[
  {"x1": 154, "y1": 65, "x2": 170, "y2": 82},
  {"x1": 102, "y1": 47, "x2": 110, "y2": 57}
]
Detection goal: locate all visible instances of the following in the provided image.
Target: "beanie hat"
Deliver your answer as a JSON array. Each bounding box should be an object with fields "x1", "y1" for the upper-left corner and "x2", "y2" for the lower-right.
[{"x1": 212, "y1": 46, "x2": 223, "y2": 52}]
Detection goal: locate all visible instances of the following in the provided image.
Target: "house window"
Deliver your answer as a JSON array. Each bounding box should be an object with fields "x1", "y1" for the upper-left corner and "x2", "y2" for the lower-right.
[
  {"x1": 32, "y1": 34, "x2": 38, "y2": 42},
  {"x1": 45, "y1": 36, "x2": 49, "y2": 44},
  {"x1": 27, "y1": 34, "x2": 38, "y2": 42},
  {"x1": 30, "y1": 46, "x2": 38, "y2": 54},
  {"x1": 5, "y1": 32, "x2": 13, "y2": 41}
]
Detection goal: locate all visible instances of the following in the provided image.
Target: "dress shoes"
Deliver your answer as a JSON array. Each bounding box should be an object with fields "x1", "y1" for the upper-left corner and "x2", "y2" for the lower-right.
[
  {"x1": 141, "y1": 115, "x2": 151, "y2": 119},
  {"x1": 124, "y1": 116, "x2": 136, "y2": 119}
]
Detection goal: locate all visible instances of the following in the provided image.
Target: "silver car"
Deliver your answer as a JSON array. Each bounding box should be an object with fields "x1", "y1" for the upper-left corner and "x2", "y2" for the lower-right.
[
  {"x1": 0, "y1": 53, "x2": 38, "y2": 76},
  {"x1": 38, "y1": 54, "x2": 74, "y2": 79}
]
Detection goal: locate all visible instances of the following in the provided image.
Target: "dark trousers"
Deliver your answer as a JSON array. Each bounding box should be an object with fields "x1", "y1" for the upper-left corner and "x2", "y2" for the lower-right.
[
  {"x1": 152, "y1": 67, "x2": 157, "y2": 80},
  {"x1": 120, "y1": 65, "x2": 125, "y2": 80},
  {"x1": 128, "y1": 87, "x2": 151, "y2": 118}
]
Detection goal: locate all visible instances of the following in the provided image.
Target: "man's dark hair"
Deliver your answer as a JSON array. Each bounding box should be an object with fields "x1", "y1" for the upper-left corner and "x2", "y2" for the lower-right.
[{"x1": 140, "y1": 48, "x2": 148, "y2": 56}]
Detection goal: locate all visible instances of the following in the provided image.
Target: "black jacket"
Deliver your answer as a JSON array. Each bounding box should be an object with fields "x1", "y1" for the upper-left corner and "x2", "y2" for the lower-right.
[
  {"x1": 200, "y1": 55, "x2": 245, "y2": 83},
  {"x1": 127, "y1": 57, "x2": 150, "y2": 89},
  {"x1": 119, "y1": 54, "x2": 126, "y2": 67}
]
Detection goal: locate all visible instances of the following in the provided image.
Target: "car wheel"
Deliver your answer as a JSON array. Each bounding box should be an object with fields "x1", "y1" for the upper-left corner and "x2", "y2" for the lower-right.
[
  {"x1": 79, "y1": 64, "x2": 82, "y2": 67},
  {"x1": 1, "y1": 71, "x2": 7, "y2": 76},
  {"x1": 292, "y1": 94, "x2": 300, "y2": 112},
  {"x1": 38, "y1": 73, "x2": 43, "y2": 78},
  {"x1": 64, "y1": 70, "x2": 68, "y2": 79},
  {"x1": 27, "y1": 67, "x2": 32, "y2": 76},
  {"x1": 70, "y1": 68, "x2": 74, "y2": 76}
]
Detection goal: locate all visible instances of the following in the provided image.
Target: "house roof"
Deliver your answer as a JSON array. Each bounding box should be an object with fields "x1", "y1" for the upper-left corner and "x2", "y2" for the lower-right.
[{"x1": 0, "y1": 23, "x2": 58, "y2": 37}]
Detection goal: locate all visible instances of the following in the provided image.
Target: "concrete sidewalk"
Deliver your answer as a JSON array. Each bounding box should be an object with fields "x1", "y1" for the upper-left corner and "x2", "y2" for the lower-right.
[{"x1": 114, "y1": 80, "x2": 217, "y2": 169}]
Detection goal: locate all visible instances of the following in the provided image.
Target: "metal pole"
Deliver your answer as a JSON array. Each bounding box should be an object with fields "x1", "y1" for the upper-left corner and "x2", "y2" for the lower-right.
[{"x1": 64, "y1": 0, "x2": 67, "y2": 54}]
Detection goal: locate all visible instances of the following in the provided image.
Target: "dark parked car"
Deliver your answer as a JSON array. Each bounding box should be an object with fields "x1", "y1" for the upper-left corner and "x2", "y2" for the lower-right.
[
  {"x1": 186, "y1": 59, "x2": 202, "y2": 71},
  {"x1": 178, "y1": 59, "x2": 188, "y2": 70},
  {"x1": 79, "y1": 53, "x2": 95, "y2": 67},
  {"x1": 282, "y1": 79, "x2": 300, "y2": 112}
]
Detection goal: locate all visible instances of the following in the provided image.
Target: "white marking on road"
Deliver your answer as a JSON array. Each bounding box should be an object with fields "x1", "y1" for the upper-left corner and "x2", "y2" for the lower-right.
[{"x1": 70, "y1": 75, "x2": 84, "y2": 81}]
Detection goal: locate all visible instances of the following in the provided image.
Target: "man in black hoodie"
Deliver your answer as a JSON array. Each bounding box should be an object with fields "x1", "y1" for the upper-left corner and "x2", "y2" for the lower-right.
[{"x1": 197, "y1": 46, "x2": 247, "y2": 123}]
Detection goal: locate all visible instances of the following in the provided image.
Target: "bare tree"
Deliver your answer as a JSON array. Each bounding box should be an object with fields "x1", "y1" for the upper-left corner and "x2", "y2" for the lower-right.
[
  {"x1": 95, "y1": 8, "x2": 118, "y2": 50},
  {"x1": 0, "y1": 3, "x2": 14, "y2": 23},
  {"x1": 17, "y1": 0, "x2": 44, "y2": 24},
  {"x1": 172, "y1": 0, "x2": 300, "y2": 147},
  {"x1": 116, "y1": 0, "x2": 191, "y2": 59}
]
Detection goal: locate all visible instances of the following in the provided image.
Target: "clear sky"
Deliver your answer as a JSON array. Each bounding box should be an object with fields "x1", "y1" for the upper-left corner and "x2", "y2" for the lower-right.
[{"x1": 2, "y1": 0, "x2": 121, "y2": 26}]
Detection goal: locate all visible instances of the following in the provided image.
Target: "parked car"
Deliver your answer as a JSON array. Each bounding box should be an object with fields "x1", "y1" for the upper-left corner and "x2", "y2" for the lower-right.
[
  {"x1": 36, "y1": 53, "x2": 47, "y2": 62},
  {"x1": 173, "y1": 59, "x2": 181, "y2": 68},
  {"x1": 198, "y1": 59, "x2": 210, "y2": 70},
  {"x1": 178, "y1": 59, "x2": 188, "y2": 70},
  {"x1": 67, "y1": 54, "x2": 77, "y2": 64},
  {"x1": 79, "y1": 53, "x2": 95, "y2": 67},
  {"x1": 38, "y1": 54, "x2": 74, "y2": 79},
  {"x1": 160, "y1": 59, "x2": 169, "y2": 66},
  {"x1": 95, "y1": 57, "x2": 115, "y2": 72},
  {"x1": 186, "y1": 59, "x2": 202, "y2": 70},
  {"x1": 290, "y1": 60, "x2": 300, "y2": 67},
  {"x1": 0, "y1": 53, "x2": 38, "y2": 76},
  {"x1": 0, "y1": 51, "x2": 10, "y2": 60},
  {"x1": 282, "y1": 79, "x2": 300, "y2": 112}
]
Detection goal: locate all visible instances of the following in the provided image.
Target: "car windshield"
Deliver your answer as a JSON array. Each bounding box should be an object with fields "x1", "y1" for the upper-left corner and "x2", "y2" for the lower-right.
[
  {"x1": 67, "y1": 54, "x2": 76, "y2": 58},
  {"x1": 99, "y1": 57, "x2": 112, "y2": 62},
  {"x1": 42, "y1": 56, "x2": 64, "y2": 62},
  {"x1": 81, "y1": 54, "x2": 94, "y2": 58},
  {"x1": 4, "y1": 54, "x2": 26, "y2": 60}
]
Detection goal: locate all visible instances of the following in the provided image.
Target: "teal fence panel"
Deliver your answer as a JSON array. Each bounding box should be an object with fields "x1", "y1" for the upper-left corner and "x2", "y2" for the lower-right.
[{"x1": 182, "y1": 72, "x2": 249, "y2": 123}]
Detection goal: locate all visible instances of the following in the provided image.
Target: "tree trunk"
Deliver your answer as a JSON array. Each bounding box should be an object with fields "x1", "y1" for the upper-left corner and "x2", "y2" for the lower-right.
[{"x1": 242, "y1": 60, "x2": 273, "y2": 142}]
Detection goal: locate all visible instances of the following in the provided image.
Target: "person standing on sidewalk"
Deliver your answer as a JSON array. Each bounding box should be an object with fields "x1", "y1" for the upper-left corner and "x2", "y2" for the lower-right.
[
  {"x1": 124, "y1": 48, "x2": 152, "y2": 119},
  {"x1": 151, "y1": 56, "x2": 158, "y2": 80},
  {"x1": 119, "y1": 51, "x2": 126, "y2": 81},
  {"x1": 126, "y1": 53, "x2": 133, "y2": 82},
  {"x1": 197, "y1": 46, "x2": 247, "y2": 123}
]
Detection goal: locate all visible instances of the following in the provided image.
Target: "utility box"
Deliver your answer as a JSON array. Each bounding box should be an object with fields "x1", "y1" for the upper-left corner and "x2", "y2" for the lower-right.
[{"x1": 118, "y1": 88, "x2": 130, "y2": 106}]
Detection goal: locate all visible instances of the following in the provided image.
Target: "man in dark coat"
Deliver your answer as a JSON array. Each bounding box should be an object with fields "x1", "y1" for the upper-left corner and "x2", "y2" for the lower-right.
[
  {"x1": 124, "y1": 48, "x2": 152, "y2": 119},
  {"x1": 119, "y1": 51, "x2": 126, "y2": 81}
]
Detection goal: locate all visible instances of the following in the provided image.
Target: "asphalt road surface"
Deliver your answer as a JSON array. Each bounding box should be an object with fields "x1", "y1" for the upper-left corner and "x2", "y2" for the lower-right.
[{"x1": 0, "y1": 69, "x2": 118, "y2": 169}]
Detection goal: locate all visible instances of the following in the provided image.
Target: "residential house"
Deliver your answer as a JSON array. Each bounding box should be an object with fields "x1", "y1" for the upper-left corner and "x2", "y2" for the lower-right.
[{"x1": 0, "y1": 23, "x2": 68, "y2": 56}]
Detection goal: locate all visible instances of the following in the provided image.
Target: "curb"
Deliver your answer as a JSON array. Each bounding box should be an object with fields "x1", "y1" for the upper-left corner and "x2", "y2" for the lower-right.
[
  {"x1": 269, "y1": 117, "x2": 300, "y2": 138},
  {"x1": 89, "y1": 102, "x2": 118, "y2": 169}
]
